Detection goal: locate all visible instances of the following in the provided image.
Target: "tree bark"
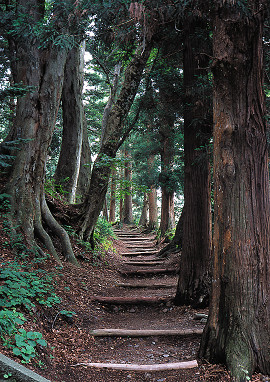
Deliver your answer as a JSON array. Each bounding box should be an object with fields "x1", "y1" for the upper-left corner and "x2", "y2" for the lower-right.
[
  {"x1": 76, "y1": 119, "x2": 91, "y2": 202},
  {"x1": 158, "y1": 88, "x2": 175, "y2": 237},
  {"x1": 174, "y1": 16, "x2": 212, "y2": 308},
  {"x1": 78, "y1": 42, "x2": 152, "y2": 241},
  {"x1": 4, "y1": 0, "x2": 78, "y2": 265},
  {"x1": 157, "y1": 205, "x2": 184, "y2": 258},
  {"x1": 199, "y1": 1, "x2": 270, "y2": 380},
  {"x1": 138, "y1": 192, "x2": 149, "y2": 227},
  {"x1": 109, "y1": 168, "x2": 116, "y2": 222},
  {"x1": 148, "y1": 186, "x2": 158, "y2": 230},
  {"x1": 123, "y1": 148, "x2": 133, "y2": 224},
  {"x1": 54, "y1": 43, "x2": 85, "y2": 204}
]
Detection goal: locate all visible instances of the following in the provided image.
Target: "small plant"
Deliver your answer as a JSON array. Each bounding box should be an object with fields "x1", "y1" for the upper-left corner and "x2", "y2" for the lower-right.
[
  {"x1": 13, "y1": 328, "x2": 47, "y2": 363},
  {"x1": 0, "y1": 259, "x2": 61, "y2": 363},
  {"x1": 0, "y1": 262, "x2": 62, "y2": 310},
  {"x1": 0, "y1": 193, "x2": 11, "y2": 211},
  {"x1": 0, "y1": 309, "x2": 25, "y2": 346},
  {"x1": 59, "y1": 310, "x2": 76, "y2": 319},
  {"x1": 94, "y1": 217, "x2": 116, "y2": 243},
  {"x1": 44, "y1": 178, "x2": 69, "y2": 200},
  {"x1": 3, "y1": 372, "x2": 12, "y2": 379}
]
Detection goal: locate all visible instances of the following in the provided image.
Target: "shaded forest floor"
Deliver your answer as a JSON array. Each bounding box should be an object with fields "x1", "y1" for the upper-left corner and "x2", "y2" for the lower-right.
[{"x1": 0, "y1": 215, "x2": 267, "y2": 382}]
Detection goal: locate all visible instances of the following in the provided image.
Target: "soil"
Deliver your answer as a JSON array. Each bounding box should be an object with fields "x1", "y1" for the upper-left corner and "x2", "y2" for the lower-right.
[{"x1": 0, "y1": 221, "x2": 267, "y2": 382}]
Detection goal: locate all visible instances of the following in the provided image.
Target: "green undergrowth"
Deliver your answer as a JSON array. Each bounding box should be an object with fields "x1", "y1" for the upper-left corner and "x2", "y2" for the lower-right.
[
  {"x1": 0, "y1": 193, "x2": 116, "y2": 366},
  {"x1": 0, "y1": 194, "x2": 66, "y2": 365},
  {"x1": 65, "y1": 217, "x2": 117, "y2": 266},
  {"x1": 0, "y1": 257, "x2": 63, "y2": 364}
]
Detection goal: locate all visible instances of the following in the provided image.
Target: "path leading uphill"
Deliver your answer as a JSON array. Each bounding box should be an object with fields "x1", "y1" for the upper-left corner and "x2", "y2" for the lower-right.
[{"x1": 73, "y1": 226, "x2": 209, "y2": 381}]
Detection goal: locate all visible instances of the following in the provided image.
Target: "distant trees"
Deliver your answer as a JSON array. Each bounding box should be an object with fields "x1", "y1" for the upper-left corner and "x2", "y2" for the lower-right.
[{"x1": 77, "y1": 41, "x2": 153, "y2": 241}]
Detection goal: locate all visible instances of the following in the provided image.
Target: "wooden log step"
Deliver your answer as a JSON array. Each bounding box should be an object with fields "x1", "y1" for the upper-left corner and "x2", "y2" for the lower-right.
[
  {"x1": 89, "y1": 328, "x2": 203, "y2": 337},
  {"x1": 119, "y1": 268, "x2": 177, "y2": 276},
  {"x1": 93, "y1": 296, "x2": 173, "y2": 304},
  {"x1": 125, "y1": 245, "x2": 155, "y2": 249},
  {"x1": 116, "y1": 235, "x2": 147, "y2": 239},
  {"x1": 118, "y1": 236, "x2": 156, "y2": 242},
  {"x1": 72, "y1": 360, "x2": 199, "y2": 371},
  {"x1": 125, "y1": 248, "x2": 156, "y2": 251},
  {"x1": 116, "y1": 282, "x2": 177, "y2": 289},
  {"x1": 116, "y1": 235, "x2": 152, "y2": 238},
  {"x1": 121, "y1": 252, "x2": 159, "y2": 257},
  {"x1": 124, "y1": 261, "x2": 164, "y2": 266}
]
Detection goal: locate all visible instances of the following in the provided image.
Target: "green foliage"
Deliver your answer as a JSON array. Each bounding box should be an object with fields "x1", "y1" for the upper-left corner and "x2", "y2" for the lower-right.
[
  {"x1": 44, "y1": 178, "x2": 69, "y2": 200},
  {"x1": 0, "y1": 308, "x2": 47, "y2": 363},
  {"x1": 0, "y1": 83, "x2": 36, "y2": 101},
  {"x1": 0, "y1": 309, "x2": 25, "y2": 342},
  {"x1": 94, "y1": 217, "x2": 116, "y2": 242},
  {"x1": 0, "y1": 252, "x2": 61, "y2": 363},
  {"x1": 0, "y1": 262, "x2": 61, "y2": 310},
  {"x1": 0, "y1": 193, "x2": 11, "y2": 211},
  {"x1": 13, "y1": 328, "x2": 47, "y2": 363},
  {"x1": 59, "y1": 310, "x2": 76, "y2": 319}
]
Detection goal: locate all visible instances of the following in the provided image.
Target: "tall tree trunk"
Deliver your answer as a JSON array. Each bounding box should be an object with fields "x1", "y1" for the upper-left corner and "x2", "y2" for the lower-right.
[
  {"x1": 199, "y1": 1, "x2": 270, "y2": 380},
  {"x1": 158, "y1": 205, "x2": 185, "y2": 258},
  {"x1": 54, "y1": 43, "x2": 85, "y2": 203},
  {"x1": 109, "y1": 168, "x2": 116, "y2": 223},
  {"x1": 102, "y1": 198, "x2": 109, "y2": 221},
  {"x1": 147, "y1": 153, "x2": 158, "y2": 230},
  {"x1": 123, "y1": 148, "x2": 133, "y2": 224},
  {"x1": 4, "y1": 0, "x2": 78, "y2": 265},
  {"x1": 159, "y1": 147, "x2": 175, "y2": 237},
  {"x1": 76, "y1": 119, "x2": 92, "y2": 202},
  {"x1": 174, "y1": 16, "x2": 212, "y2": 308},
  {"x1": 148, "y1": 186, "x2": 158, "y2": 230},
  {"x1": 158, "y1": 88, "x2": 175, "y2": 237},
  {"x1": 139, "y1": 192, "x2": 149, "y2": 227},
  {"x1": 78, "y1": 42, "x2": 152, "y2": 241}
]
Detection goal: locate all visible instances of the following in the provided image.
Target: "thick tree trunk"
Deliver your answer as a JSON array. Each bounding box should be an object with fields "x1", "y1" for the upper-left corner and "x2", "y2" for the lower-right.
[
  {"x1": 76, "y1": 119, "x2": 91, "y2": 202},
  {"x1": 148, "y1": 186, "x2": 158, "y2": 230},
  {"x1": 109, "y1": 168, "x2": 116, "y2": 223},
  {"x1": 174, "y1": 17, "x2": 212, "y2": 308},
  {"x1": 158, "y1": 205, "x2": 184, "y2": 258},
  {"x1": 78, "y1": 43, "x2": 152, "y2": 241},
  {"x1": 123, "y1": 149, "x2": 133, "y2": 224},
  {"x1": 4, "y1": 0, "x2": 78, "y2": 265},
  {"x1": 199, "y1": 1, "x2": 270, "y2": 380},
  {"x1": 102, "y1": 198, "x2": 109, "y2": 221},
  {"x1": 158, "y1": 88, "x2": 175, "y2": 237},
  {"x1": 139, "y1": 192, "x2": 149, "y2": 227},
  {"x1": 54, "y1": 44, "x2": 84, "y2": 204}
]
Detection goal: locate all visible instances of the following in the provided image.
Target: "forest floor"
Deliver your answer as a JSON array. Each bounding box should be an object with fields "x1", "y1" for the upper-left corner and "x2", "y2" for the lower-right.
[{"x1": 0, "y1": 218, "x2": 267, "y2": 382}]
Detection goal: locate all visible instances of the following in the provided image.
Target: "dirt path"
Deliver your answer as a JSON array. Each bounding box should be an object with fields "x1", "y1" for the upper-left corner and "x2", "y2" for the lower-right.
[
  {"x1": 26, "y1": 226, "x2": 234, "y2": 382},
  {"x1": 66, "y1": 227, "x2": 213, "y2": 382}
]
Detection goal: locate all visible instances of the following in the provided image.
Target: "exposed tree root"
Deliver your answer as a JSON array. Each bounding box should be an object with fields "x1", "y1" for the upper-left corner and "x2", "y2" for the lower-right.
[
  {"x1": 41, "y1": 195, "x2": 78, "y2": 266},
  {"x1": 34, "y1": 219, "x2": 62, "y2": 265}
]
